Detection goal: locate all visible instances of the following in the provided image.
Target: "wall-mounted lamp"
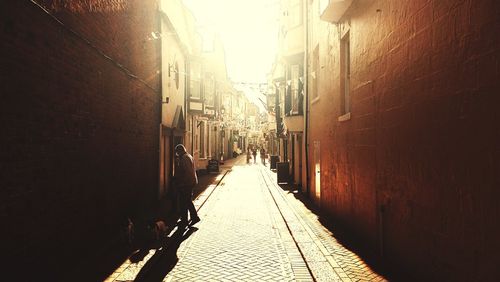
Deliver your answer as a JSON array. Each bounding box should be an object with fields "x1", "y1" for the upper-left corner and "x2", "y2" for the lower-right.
[{"x1": 148, "y1": 31, "x2": 161, "y2": 41}]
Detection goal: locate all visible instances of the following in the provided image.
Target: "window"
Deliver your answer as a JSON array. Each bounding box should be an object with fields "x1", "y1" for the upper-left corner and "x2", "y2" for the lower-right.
[
  {"x1": 287, "y1": 64, "x2": 303, "y2": 115},
  {"x1": 267, "y1": 88, "x2": 276, "y2": 113},
  {"x1": 319, "y1": 0, "x2": 329, "y2": 16},
  {"x1": 312, "y1": 45, "x2": 319, "y2": 100},
  {"x1": 204, "y1": 73, "x2": 215, "y2": 107},
  {"x1": 291, "y1": 65, "x2": 299, "y2": 114},
  {"x1": 200, "y1": 121, "x2": 205, "y2": 158},
  {"x1": 288, "y1": 0, "x2": 302, "y2": 28},
  {"x1": 190, "y1": 61, "x2": 201, "y2": 99},
  {"x1": 202, "y1": 34, "x2": 215, "y2": 52},
  {"x1": 169, "y1": 61, "x2": 180, "y2": 90},
  {"x1": 285, "y1": 82, "x2": 292, "y2": 115},
  {"x1": 195, "y1": 134, "x2": 199, "y2": 151},
  {"x1": 279, "y1": 83, "x2": 286, "y2": 117},
  {"x1": 340, "y1": 32, "x2": 350, "y2": 116}
]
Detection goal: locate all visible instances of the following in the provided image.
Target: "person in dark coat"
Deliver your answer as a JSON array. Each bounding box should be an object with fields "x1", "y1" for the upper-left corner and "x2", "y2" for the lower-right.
[
  {"x1": 260, "y1": 147, "x2": 266, "y2": 165},
  {"x1": 174, "y1": 144, "x2": 200, "y2": 229},
  {"x1": 247, "y1": 147, "x2": 252, "y2": 164},
  {"x1": 252, "y1": 147, "x2": 257, "y2": 164}
]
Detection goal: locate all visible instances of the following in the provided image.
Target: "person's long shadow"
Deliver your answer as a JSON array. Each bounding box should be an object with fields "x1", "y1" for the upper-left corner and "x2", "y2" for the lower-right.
[{"x1": 134, "y1": 225, "x2": 198, "y2": 282}]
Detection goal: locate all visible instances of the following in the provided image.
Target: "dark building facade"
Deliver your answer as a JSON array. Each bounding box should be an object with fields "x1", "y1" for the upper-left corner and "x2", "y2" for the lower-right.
[
  {"x1": 308, "y1": 0, "x2": 500, "y2": 280},
  {"x1": 1, "y1": 0, "x2": 161, "y2": 280}
]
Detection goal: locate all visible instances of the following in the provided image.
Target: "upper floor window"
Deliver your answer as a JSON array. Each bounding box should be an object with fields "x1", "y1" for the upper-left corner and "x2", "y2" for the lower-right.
[
  {"x1": 340, "y1": 32, "x2": 351, "y2": 116},
  {"x1": 319, "y1": 0, "x2": 329, "y2": 16},
  {"x1": 288, "y1": 0, "x2": 302, "y2": 28},
  {"x1": 286, "y1": 64, "x2": 303, "y2": 116},
  {"x1": 199, "y1": 121, "x2": 206, "y2": 158},
  {"x1": 204, "y1": 73, "x2": 215, "y2": 107},
  {"x1": 190, "y1": 61, "x2": 202, "y2": 99},
  {"x1": 312, "y1": 45, "x2": 319, "y2": 100}
]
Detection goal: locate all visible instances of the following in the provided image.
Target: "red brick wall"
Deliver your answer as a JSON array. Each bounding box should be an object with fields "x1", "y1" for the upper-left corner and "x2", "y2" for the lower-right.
[
  {"x1": 0, "y1": 0, "x2": 160, "y2": 279},
  {"x1": 37, "y1": 0, "x2": 161, "y2": 87},
  {"x1": 310, "y1": 0, "x2": 500, "y2": 280}
]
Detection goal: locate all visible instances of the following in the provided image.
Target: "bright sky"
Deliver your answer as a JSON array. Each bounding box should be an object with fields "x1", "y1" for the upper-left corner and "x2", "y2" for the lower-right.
[{"x1": 182, "y1": 0, "x2": 280, "y2": 84}]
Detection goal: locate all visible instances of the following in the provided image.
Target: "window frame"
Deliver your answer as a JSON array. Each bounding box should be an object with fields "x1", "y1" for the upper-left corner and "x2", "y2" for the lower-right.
[{"x1": 339, "y1": 31, "x2": 351, "y2": 120}]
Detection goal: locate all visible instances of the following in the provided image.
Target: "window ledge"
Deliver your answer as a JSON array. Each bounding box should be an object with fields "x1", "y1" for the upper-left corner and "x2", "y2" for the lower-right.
[
  {"x1": 338, "y1": 112, "x2": 351, "y2": 122},
  {"x1": 285, "y1": 112, "x2": 304, "y2": 117},
  {"x1": 320, "y1": 0, "x2": 353, "y2": 23}
]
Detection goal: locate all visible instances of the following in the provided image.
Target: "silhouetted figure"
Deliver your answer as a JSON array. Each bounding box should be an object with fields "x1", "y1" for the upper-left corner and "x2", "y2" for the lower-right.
[
  {"x1": 260, "y1": 147, "x2": 266, "y2": 165},
  {"x1": 174, "y1": 144, "x2": 200, "y2": 229},
  {"x1": 247, "y1": 148, "x2": 252, "y2": 164},
  {"x1": 252, "y1": 148, "x2": 257, "y2": 164}
]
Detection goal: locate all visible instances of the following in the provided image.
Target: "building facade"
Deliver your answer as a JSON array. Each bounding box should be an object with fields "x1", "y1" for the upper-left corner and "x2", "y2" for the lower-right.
[
  {"x1": 268, "y1": 0, "x2": 500, "y2": 280},
  {"x1": 1, "y1": 0, "x2": 161, "y2": 280},
  {"x1": 270, "y1": 0, "x2": 308, "y2": 190},
  {"x1": 160, "y1": 0, "x2": 246, "y2": 177}
]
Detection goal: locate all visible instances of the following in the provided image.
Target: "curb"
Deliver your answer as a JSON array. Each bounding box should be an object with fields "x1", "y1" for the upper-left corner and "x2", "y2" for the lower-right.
[
  {"x1": 259, "y1": 166, "x2": 352, "y2": 282},
  {"x1": 259, "y1": 166, "x2": 318, "y2": 282},
  {"x1": 106, "y1": 169, "x2": 232, "y2": 282}
]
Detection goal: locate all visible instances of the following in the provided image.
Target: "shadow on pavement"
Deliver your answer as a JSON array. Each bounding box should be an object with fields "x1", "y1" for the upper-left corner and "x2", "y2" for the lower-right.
[
  {"x1": 67, "y1": 171, "x2": 223, "y2": 281},
  {"x1": 134, "y1": 226, "x2": 198, "y2": 282},
  {"x1": 277, "y1": 182, "x2": 412, "y2": 281},
  {"x1": 192, "y1": 170, "x2": 223, "y2": 199}
]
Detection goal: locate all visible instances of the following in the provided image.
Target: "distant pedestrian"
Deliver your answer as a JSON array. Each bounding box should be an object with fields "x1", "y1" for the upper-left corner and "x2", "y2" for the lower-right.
[
  {"x1": 252, "y1": 147, "x2": 257, "y2": 164},
  {"x1": 174, "y1": 144, "x2": 201, "y2": 229},
  {"x1": 246, "y1": 148, "x2": 252, "y2": 164},
  {"x1": 260, "y1": 147, "x2": 266, "y2": 165}
]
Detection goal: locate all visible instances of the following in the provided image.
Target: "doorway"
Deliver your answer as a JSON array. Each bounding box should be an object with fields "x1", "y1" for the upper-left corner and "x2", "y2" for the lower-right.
[{"x1": 313, "y1": 141, "x2": 321, "y2": 204}]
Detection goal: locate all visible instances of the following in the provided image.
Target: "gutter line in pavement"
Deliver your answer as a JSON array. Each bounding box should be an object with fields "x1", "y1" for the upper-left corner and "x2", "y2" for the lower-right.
[
  {"x1": 194, "y1": 169, "x2": 232, "y2": 212},
  {"x1": 259, "y1": 167, "x2": 318, "y2": 282}
]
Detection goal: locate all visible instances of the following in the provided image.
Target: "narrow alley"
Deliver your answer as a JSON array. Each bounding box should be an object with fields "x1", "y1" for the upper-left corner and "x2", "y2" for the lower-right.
[
  {"x1": 109, "y1": 156, "x2": 386, "y2": 282},
  {"x1": 2, "y1": 0, "x2": 499, "y2": 281}
]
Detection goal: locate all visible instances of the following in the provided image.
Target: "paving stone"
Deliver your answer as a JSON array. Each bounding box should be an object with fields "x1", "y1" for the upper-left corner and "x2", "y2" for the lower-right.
[
  {"x1": 259, "y1": 166, "x2": 387, "y2": 282},
  {"x1": 106, "y1": 161, "x2": 388, "y2": 282},
  {"x1": 162, "y1": 165, "x2": 311, "y2": 281}
]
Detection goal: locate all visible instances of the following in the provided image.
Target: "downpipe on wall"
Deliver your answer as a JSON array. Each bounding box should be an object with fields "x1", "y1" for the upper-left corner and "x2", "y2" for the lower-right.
[{"x1": 304, "y1": 0, "x2": 310, "y2": 196}]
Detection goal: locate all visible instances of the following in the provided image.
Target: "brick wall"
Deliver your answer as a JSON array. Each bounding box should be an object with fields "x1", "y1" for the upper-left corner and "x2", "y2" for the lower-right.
[
  {"x1": 0, "y1": 1, "x2": 160, "y2": 280},
  {"x1": 310, "y1": 0, "x2": 500, "y2": 280}
]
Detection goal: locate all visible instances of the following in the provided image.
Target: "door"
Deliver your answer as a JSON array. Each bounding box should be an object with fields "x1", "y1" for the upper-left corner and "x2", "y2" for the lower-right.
[
  {"x1": 313, "y1": 141, "x2": 321, "y2": 204},
  {"x1": 172, "y1": 135, "x2": 183, "y2": 183},
  {"x1": 291, "y1": 135, "x2": 295, "y2": 181},
  {"x1": 159, "y1": 134, "x2": 166, "y2": 199},
  {"x1": 164, "y1": 136, "x2": 172, "y2": 195},
  {"x1": 297, "y1": 134, "x2": 302, "y2": 186}
]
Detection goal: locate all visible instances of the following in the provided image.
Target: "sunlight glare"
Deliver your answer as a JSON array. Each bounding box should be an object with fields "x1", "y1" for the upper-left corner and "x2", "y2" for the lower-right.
[{"x1": 182, "y1": 0, "x2": 279, "y2": 83}]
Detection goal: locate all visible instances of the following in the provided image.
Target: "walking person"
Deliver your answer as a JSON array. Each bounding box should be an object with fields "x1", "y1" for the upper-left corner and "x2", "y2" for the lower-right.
[
  {"x1": 246, "y1": 147, "x2": 252, "y2": 164},
  {"x1": 174, "y1": 144, "x2": 201, "y2": 229},
  {"x1": 252, "y1": 147, "x2": 257, "y2": 164},
  {"x1": 260, "y1": 147, "x2": 266, "y2": 165}
]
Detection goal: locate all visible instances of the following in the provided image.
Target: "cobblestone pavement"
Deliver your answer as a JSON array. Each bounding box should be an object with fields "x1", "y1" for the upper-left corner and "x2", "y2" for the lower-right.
[
  {"x1": 163, "y1": 163, "x2": 313, "y2": 282},
  {"x1": 107, "y1": 158, "x2": 387, "y2": 282},
  {"x1": 259, "y1": 165, "x2": 387, "y2": 282}
]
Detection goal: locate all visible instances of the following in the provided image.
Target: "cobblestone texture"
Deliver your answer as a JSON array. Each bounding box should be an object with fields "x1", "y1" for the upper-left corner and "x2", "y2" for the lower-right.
[
  {"x1": 107, "y1": 159, "x2": 386, "y2": 282},
  {"x1": 260, "y1": 166, "x2": 387, "y2": 282},
  {"x1": 164, "y1": 164, "x2": 312, "y2": 281}
]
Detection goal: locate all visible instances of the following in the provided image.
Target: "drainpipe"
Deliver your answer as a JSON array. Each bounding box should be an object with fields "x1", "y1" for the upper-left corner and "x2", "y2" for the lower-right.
[
  {"x1": 157, "y1": 4, "x2": 163, "y2": 200},
  {"x1": 185, "y1": 60, "x2": 191, "y2": 153},
  {"x1": 304, "y1": 0, "x2": 310, "y2": 196},
  {"x1": 191, "y1": 115, "x2": 195, "y2": 154},
  {"x1": 379, "y1": 203, "x2": 385, "y2": 257}
]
